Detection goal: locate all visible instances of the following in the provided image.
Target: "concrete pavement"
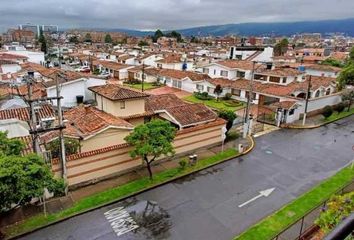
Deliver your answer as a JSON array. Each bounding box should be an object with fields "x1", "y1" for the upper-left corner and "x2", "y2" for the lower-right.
[{"x1": 19, "y1": 115, "x2": 354, "y2": 240}]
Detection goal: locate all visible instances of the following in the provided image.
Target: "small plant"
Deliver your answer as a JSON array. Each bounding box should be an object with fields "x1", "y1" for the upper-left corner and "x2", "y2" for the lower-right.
[
  {"x1": 322, "y1": 105, "x2": 333, "y2": 119},
  {"x1": 333, "y1": 102, "x2": 345, "y2": 113},
  {"x1": 316, "y1": 192, "x2": 354, "y2": 234},
  {"x1": 223, "y1": 93, "x2": 232, "y2": 100},
  {"x1": 194, "y1": 92, "x2": 213, "y2": 100},
  {"x1": 178, "y1": 159, "x2": 188, "y2": 170}
]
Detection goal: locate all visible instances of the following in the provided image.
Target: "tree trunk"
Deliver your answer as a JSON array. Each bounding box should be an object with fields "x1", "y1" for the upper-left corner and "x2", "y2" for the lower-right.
[{"x1": 146, "y1": 162, "x2": 153, "y2": 180}]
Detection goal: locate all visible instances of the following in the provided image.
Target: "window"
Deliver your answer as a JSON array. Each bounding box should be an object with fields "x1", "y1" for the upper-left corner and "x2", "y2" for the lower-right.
[
  {"x1": 220, "y1": 70, "x2": 228, "y2": 77},
  {"x1": 289, "y1": 109, "x2": 295, "y2": 115},
  {"x1": 213, "y1": 69, "x2": 216, "y2": 75},
  {"x1": 269, "y1": 76, "x2": 281, "y2": 83},
  {"x1": 254, "y1": 74, "x2": 265, "y2": 81},
  {"x1": 120, "y1": 101, "x2": 125, "y2": 109},
  {"x1": 203, "y1": 68, "x2": 209, "y2": 74},
  {"x1": 232, "y1": 89, "x2": 241, "y2": 96},
  {"x1": 196, "y1": 84, "x2": 204, "y2": 91},
  {"x1": 282, "y1": 77, "x2": 287, "y2": 84},
  {"x1": 172, "y1": 80, "x2": 178, "y2": 88},
  {"x1": 326, "y1": 88, "x2": 331, "y2": 95},
  {"x1": 237, "y1": 71, "x2": 246, "y2": 78},
  {"x1": 207, "y1": 86, "x2": 214, "y2": 93},
  {"x1": 177, "y1": 81, "x2": 182, "y2": 89},
  {"x1": 315, "y1": 90, "x2": 320, "y2": 98}
]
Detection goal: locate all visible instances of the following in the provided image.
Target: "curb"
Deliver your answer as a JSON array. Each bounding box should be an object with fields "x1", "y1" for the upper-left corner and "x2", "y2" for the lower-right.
[
  {"x1": 282, "y1": 113, "x2": 354, "y2": 129},
  {"x1": 6, "y1": 136, "x2": 255, "y2": 240}
]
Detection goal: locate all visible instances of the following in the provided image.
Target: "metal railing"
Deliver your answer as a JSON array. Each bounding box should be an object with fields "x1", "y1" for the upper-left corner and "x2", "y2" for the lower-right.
[{"x1": 271, "y1": 180, "x2": 354, "y2": 240}]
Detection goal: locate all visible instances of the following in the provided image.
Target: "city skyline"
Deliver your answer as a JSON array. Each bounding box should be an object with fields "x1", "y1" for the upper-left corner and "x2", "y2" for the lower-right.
[{"x1": 1, "y1": 0, "x2": 354, "y2": 32}]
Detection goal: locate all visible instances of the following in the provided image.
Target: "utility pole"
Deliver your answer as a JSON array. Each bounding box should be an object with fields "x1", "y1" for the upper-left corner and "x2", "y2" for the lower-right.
[
  {"x1": 141, "y1": 63, "x2": 145, "y2": 92},
  {"x1": 302, "y1": 75, "x2": 312, "y2": 126},
  {"x1": 56, "y1": 74, "x2": 67, "y2": 182},
  {"x1": 243, "y1": 61, "x2": 256, "y2": 138},
  {"x1": 27, "y1": 72, "x2": 41, "y2": 153}
]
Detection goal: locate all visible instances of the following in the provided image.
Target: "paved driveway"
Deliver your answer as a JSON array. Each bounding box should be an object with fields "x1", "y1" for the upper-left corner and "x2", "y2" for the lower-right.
[{"x1": 20, "y1": 115, "x2": 354, "y2": 240}]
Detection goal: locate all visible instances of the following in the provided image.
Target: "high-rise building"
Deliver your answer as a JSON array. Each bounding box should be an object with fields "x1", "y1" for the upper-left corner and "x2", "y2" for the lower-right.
[
  {"x1": 42, "y1": 25, "x2": 59, "y2": 33},
  {"x1": 19, "y1": 24, "x2": 40, "y2": 37}
]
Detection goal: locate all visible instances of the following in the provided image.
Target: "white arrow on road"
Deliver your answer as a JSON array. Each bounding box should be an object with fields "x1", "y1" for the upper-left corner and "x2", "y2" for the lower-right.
[{"x1": 238, "y1": 188, "x2": 275, "y2": 208}]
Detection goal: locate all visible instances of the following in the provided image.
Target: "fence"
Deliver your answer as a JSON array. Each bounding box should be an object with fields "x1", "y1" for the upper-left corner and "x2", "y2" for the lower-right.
[
  {"x1": 271, "y1": 180, "x2": 354, "y2": 240},
  {"x1": 52, "y1": 120, "x2": 225, "y2": 186}
]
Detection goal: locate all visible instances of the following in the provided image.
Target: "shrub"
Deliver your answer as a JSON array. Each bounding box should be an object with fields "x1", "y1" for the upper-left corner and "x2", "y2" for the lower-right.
[
  {"x1": 46, "y1": 138, "x2": 80, "y2": 159},
  {"x1": 223, "y1": 93, "x2": 232, "y2": 100},
  {"x1": 218, "y1": 110, "x2": 237, "y2": 132},
  {"x1": 333, "y1": 102, "x2": 345, "y2": 113},
  {"x1": 226, "y1": 131, "x2": 239, "y2": 141},
  {"x1": 194, "y1": 92, "x2": 213, "y2": 100},
  {"x1": 322, "y1": 105, "x2": 333, "y2": 119},
  {"x1": 178, "y1": 159, "x2": 188, "y2": 170},
  {"x1": 315, "y1": 192, "x2": 354, "y2": 233}
]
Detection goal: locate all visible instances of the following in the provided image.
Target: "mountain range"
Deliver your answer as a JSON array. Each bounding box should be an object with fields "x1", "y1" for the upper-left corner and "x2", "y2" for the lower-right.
[{"x1": 81, "y1": 18, "x2": 354, "y2": 37}]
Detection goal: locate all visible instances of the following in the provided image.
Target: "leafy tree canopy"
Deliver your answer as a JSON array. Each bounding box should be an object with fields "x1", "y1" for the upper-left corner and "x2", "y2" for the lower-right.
[
  {"x1": 0, "y1": 131, "x2": 24, "y2": 156},
  {"x1": 218, "y1": 110, "x2": 237, "y2": 132},
  {"x1": 125, "y1": 120, "x2": 176, "y2": 179},
  {"x1": 104, "y1": 34, "x2": 113, "y2": 44}
]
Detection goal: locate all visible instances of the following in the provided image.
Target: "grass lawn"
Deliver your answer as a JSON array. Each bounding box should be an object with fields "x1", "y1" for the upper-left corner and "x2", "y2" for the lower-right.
[
  {"x1": 234, "y1": 166, "x2": 354, "y2": 240},
  {"x1": 4, "y1": 149, "x2": 238, "y2": 238},
  {"x1": 183, "y1": 95, "x2": 245, "y2": 112},
  {"x1": 123, "y1": 82, "x2": 161, "y2": 90},
  {"x1": 323, "y1": 107, "x2": 354, "y2": 123}
]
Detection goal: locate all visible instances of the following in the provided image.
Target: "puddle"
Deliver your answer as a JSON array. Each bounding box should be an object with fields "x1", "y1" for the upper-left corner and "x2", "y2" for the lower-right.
[{"x1": 265, "y1": 150, "x2": 273, "y2": 155}]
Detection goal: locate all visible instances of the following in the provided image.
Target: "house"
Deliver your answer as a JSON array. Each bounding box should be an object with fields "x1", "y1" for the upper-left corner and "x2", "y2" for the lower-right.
[
  {"x1": 229, "y1": 46, "x2": 274, "y2": 62},
  {"x1": 201, "y1": 60, "x2": 258, "y2": 80},
  {"x1": 157, "y1": 69, "x2": 210, "y2": 93},
  {"x1": 89, "y1": 84, "x2": 150, "y2": 120},
  {"x1": 127, "y1": 66, "x2": 160, "y2": 83},
  {"x1": 146, "y1": 93, "x2": 220, "y2": 129},
  {"x1": 155, "y1": 53, "x2": 193, "y2": 71},
  {"x1": 43, "y1": 105, "x2": 134, "y2": 152},
  {"x1": 92, "y1": 60, "x2": 134, "y2": 80},
  {"x1": 303, "y1": 64, "x2": 341, "y2": 78}
]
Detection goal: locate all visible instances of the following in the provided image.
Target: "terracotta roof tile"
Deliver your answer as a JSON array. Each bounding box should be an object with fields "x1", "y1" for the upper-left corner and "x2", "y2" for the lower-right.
[{"x1": 89, "y1": 84, "x2": 149, "y2": 101}]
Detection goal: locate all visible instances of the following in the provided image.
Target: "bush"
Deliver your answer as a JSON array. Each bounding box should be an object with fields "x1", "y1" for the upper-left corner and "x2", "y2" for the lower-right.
[
  {"x1": 223, "y1": 93, "x2": 232, "y2": 100},
  {"x1": 194, "y1": 92, "x2": 213, "y2": 100},
  {"x1": 219, "y1": 110, "x2": 237, "y2": 132},
  {"x1": 46, "y1": 138, "x2": 80, "y2": 159},
  {"x1": 316, "y1": 192, "x2": 354, "y2": 233},
  {"x1": 226, "y1": 131, "x2": 239, "y2": 141},
  {"x1": 178, "y1": 159, "x2": 188, "y2": 170},
  {"x1": 333, "y1": 102, "x2": 345, "y2": 113},
  {"x1": 322, "y1": 105, "x2": 333, "y2": 119}
]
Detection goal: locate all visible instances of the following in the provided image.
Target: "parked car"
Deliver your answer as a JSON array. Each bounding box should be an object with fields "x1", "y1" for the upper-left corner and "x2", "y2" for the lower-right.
[{"x1": 75, "y1": 66, "x2": 90, "y2": 73}]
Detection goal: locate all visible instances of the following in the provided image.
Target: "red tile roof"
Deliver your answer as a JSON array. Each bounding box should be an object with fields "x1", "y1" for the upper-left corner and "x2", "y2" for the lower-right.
[
  {"x1": 145, "y1": 94, "x2": 186, "y2": 111},
  {"x1": 0, "y1": 104, "x2": 54, "y2": 122},
  {"x1": 89, "y1": 84, "x2": 149, "y2": 101},
  {"x1": 158, "y1": 69, "x2": 210, "y2": 81}
]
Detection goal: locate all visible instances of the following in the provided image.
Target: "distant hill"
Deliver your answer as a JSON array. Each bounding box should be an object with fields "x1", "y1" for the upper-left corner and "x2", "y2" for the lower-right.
[{"x1": 73, "y1": 18, "x2": 354, "y2": 37}]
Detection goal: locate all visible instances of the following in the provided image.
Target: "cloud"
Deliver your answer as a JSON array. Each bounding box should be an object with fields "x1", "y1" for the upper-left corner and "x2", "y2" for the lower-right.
[{"x1": 0, "y1": 0, "x2": 353, "y2": 32}]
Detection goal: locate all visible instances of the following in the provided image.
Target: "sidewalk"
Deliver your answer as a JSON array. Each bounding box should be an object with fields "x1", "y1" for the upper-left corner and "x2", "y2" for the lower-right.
[{"x1": 0, "y1": 137, "x2": 250, "y2": 229}]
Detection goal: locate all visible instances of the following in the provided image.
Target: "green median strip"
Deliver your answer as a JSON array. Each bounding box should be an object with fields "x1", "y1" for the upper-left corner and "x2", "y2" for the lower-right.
[
  {"x1": 4, "y1": 148, "x2": 238, "y2": 239},
  {"x1": 323, "y1": 108, "x2": 354, "y2": 123},
  {"x1": 234, "y1": 166, "x2": 354, "y2": 240}
]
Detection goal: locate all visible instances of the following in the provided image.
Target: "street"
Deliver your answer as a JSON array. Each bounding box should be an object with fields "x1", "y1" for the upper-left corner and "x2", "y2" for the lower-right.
[{"x1": 20, "y1": 115, "x2": 354, "y2": 240}]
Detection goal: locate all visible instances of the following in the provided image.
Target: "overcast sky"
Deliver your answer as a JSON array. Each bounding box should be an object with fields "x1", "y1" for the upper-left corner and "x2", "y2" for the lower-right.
[{"x1": 0, "y1": 0, "x2": 354, "y2": 32}]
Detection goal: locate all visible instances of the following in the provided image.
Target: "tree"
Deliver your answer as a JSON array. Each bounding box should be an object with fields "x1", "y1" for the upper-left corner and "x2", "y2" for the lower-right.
[
  {"x1": 218, "y1": 110, "x2": 237, "y2": 133},
  {"x1": 69, "y1": 36, "x2": 79, "y2": 44},
  {"x1": 152, "y1": 29, "x2": 164, "y2": 43},
  {"x1": 213, "y1": 84, "x2": 223, "y2": 101},
  {"x1": 321, "y1": 58, "x2": 344, "y2": 68},
  {"x1": 138, "y1": 40, "x2": 149, "y2": 47},
  {"x1": 104, "y1": 34, "x2": 113, "y2": 44},
  {"x1": 333, "y1": 102, "x2": 345, "y2": 113},
  {"x1": 322, "y1": 105, "x2": 333, "y2": 119},
  {"x1": 84, "y1": 33, "x2": 92, "y2": 43},
  {"x1": 274, "y1": 38, "x2": 289, "y2": 56},
  {"x1": 0, "y1": 131, "x2": 24, "y2": 156},
  {"x1": 338, "y1": 63, "x2": 354, "y2": 89},
  {"x1": 46, "y1": 138, "x2": 80, "y2": 159},
  {"x1": 341, "y1": 89, "x2": 354, "y2": 111},
  {"x1": 38, "y1": 29, "x2": 47, "y2": 54},
  {"x1": 349, "y1": 46, "x2": 354, "y2": 63},
  {"x1": 166, "y1": 31, "x2": 182, "y2": 42},
  {"x1": 124, "y1": 120, "x2": 176, "y2": 180},
  {"x1": 0, "y1": 132, "x2": 63, "y2": 212}
]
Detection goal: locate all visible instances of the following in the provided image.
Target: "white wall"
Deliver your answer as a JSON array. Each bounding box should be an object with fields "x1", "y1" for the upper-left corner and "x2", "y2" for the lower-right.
[
  {"x1": 47, "y1": 79, "x2": 86, "y2": 107},
  {"x1": 1, "y1": 64, "x2": 21, "y2": 74},
  {"x1": 305, "y1": 69, "x2": 338, "y2": 78},
  {"x1": 8, "y1": 50, "x2": 45, "y2": 64}
]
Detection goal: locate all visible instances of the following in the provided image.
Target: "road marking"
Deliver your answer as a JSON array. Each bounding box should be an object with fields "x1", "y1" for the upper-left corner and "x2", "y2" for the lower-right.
[
  {"x1": 238, "y1": 188, "x2": 275, "y2": 208},
  {"x1": 104, "y1": 207, "x2": 139, "y2": 237}
]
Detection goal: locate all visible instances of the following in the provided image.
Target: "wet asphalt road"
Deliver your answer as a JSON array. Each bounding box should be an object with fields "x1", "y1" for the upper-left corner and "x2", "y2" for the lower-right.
[{"x1": 20, "y1": 115, "x2": 354, "y2": 240}]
